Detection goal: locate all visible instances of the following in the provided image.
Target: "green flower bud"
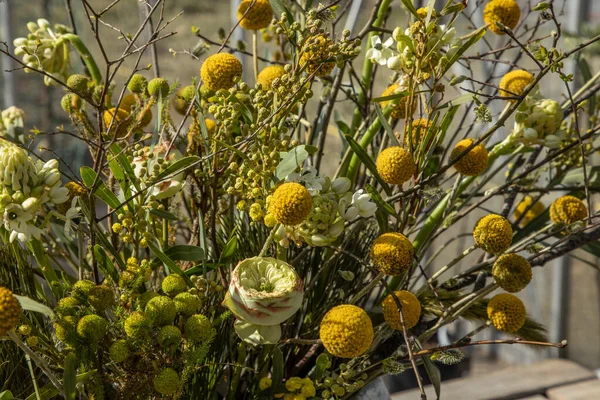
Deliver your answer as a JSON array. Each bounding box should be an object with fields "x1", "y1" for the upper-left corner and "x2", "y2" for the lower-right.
[
  {"x1": 174, "y1": 292, "x2": 201, "y2": 316},
  {"x1": 76, "y1": 315, "x2": 108, "y2": 342},
  {"x1": 127, "y1": 74, "x2": 147, "y2": 94},
  {"x1": 54, "y1": 316, "x2": 78, "y2": 343},
  {"x1": 55, "y1": 296, "x2": 79, "y2": 316},
  {"x1": 157, "y1": 325, "x2": 182, "y2": 348},
  {"x1": 145, "y1": 296, "x2": 177, "y2": 326},
  {"x1": 88, "y1": 285, "x2": 114, "y2": 310},
  {"x1": 72, "y1": 280, "x2": 95, "y2": 302},
  {"x1": 161, "y1": 275, "x2": 187, "y2": 297},
  {"x1": 147, "y1": 78, "x2": 170, "y2": 98},
  {"x1": 153, "y1": 368, "x2": 181, "y2": 396},
  {"x1": 124, "y1": 311, "x2": 151, "y2": 339},
  {"x1": 109, "y1": 340, "x2": 130, "y2": 362},
  {"x1": 136, "y1": 291, "x2": 158, "y2": 311},
  {"x1": 66, "y1": 74, "x2": 91, "y2": 94},
  {"x1": 184, "y1": 314, "x2": 213, "y2": 343}
]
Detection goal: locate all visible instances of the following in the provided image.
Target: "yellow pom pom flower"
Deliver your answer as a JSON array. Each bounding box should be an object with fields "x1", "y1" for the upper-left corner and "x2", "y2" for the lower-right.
[
  {"x1": 487, "y1": 293, "x2": 526, "y2": 332},
  {"x1": 257, "y1": 65, "x2": 286, "y2": 89},
  {"x1": 380, "y1": 84, "x2": 415, "y2": 120},
  {"x1": 370, "y1": 232, "x2": 414, "y2": 276},
  {"x1": 200, "y1": 53, "x2": 243, "y2": 91},
  {"x1": 382, "y1": 290, "x2": 421, "y2": 330},
  {"x1": 319, "y1": 304, "x2": 374, "y2": 358},
  {"x1": 492, "y1": 253, "x2": 532, "y2": 293},
  {"x1": 103, "y1": 107, "x2": 131, "y2": 138},
  {"x1": 499, "y1": 70, "x2": 534, "y2": 99},
  {"x1": 268, "y1": 182, "x2": 312, "y2": 226},
  {"x1": 513, "y1": 196, "x2": 545, "y2": 227},
  {"x1": 237, "y1": 0, "x2": 273, "y2": 31},
  {"x1": 549, "y1": 195, "x2": 587, "y2": 225},
  {"x1": 299, "y1": 35, "x2": 335, "y2": 77},
  {"x1": 404, "y1": 118, "x2": 436, "y2": 150},
  {"x1": 450, "y1": 138, "x2": 489, "y2": 176},
  {"x1": 473, "y1": 214, "x2": 513, "y2": 255},
  {"x1": 0, "y1": 286, "x2": 21, "y2": 336},
  {"x1": 483, "y1": 0, "x2": 521, "y2": 35},
  {"x1": 376, "y1": 147, "x2": 416, "y2": 185}
]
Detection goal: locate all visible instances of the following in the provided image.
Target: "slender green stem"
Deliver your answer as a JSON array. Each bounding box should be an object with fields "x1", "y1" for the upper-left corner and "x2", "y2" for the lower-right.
[
  {"x1": 258, "y1": 224, "x2": 280, "y2": 257},
  {"x1": 25, "y1": 354, "x2": 42, "y2": 400},
  {"x1": 428, "y1": 244, "x2": 477, "y2": 283},
  {"x1": 350, "y1": 272, "x2": 384, "y2": 304},
  {"x1": 63, "y1": 34, "x2": 102, "y2": 83},
  {"x1": 252, "y1": 32, "x2": 259, "y2": 84}
]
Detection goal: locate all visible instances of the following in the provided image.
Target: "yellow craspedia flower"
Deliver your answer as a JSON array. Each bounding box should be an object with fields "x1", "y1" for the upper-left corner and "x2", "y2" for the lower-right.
[
  {"x1": 492, "y1": 253, "x2": 532, "y2": 293},
  {"x1": 549, "y1": 195, "x2": 587, "y2": 225},
  {"x1": 382, "y1": 290, "x2": 421, "y2": 330},
  {"x1": 257, "y1": 65, "x2": 286, "y2": 89},
  {"x1": 473, "y1": 214, "x2": 513, "y2": 255},
  {"x1": 259, "y1": 377, "x2": 272, "y2": 390},
  {"x1": 404, "y1": 118, "x2": 436, "y2": 150},
  {"x1": 103, "y1": 107, "x2": 131, "y2": 138},
  {"x1": 450, "y1": 138, "x2": 489, "y2": 176},
  {"x1": 299, "y1": 35, "x2": 335, "y2": 77},
  {"x1": 200, "y1": 53, "x2": 243, "y2": 91},
  {"x1": 370, "y1": 232, "x2": 414, "y2": 276},
  {"x1": 319, "y1": 304, "x2": 374, "y2": 358},
  {"x1": 237, "y1": 0, "x2": 273, "y2": 30},
  {"x1": 376, "y1": 147, "x2": 416, "y2": 185},
  {"x1": 499, "y1": 70, "x2": 534, "y2": 99},
  {"x1": 483, "y1": 0, "x2": 521, "y2": 35},
  {"x1": 0, "y1": 287, "x2": 21, "y2": 336},
  {"x1": 487, "y1": 293, "x2": 526, "y2": 332},
  {"x1": 268, "y1": 182, "x2": 312, "y2": 226},
  {"x1": 513, "y1": 196, "x2": 545, "y2": 227},
  {"x1": 380, "y1": 84, "x2": 415, "y2": 120}
]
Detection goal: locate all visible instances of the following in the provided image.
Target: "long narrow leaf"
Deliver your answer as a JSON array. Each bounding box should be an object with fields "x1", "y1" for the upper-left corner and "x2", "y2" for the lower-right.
[
  {"x1": 148, "y1": 241, "x2": 193, "y2": 286},
  {"x1": 344, "y1": 134, "x2": 392, "y2": 195}
]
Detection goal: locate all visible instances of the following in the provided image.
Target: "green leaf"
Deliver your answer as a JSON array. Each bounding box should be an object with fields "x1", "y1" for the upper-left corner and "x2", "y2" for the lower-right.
[
  {"x1": 184, "y1": 263, "x2": 221, "y2": 276},
  {"x1": 271, "y1": 347, "x2": 285, "y2": 391},
  {"x1": 93, "y1": 245, "x2": 119, "y2": 282},
  {"x1": 63, "y1": 353, "x2": 77, "y2": 400},
  {"x1": 219, "y1": 236, "x2": 238, "y2": 262},
  {"x1": 275, "y1": 145, "x2": 310, "y2": 181},
  {"x1": 366, "y1": 184, "x2": 398, "y2": 218},
  {"x1": 399, "y1": 0, "x2": 420, "y2": 19},
  {"x1": 423, "y1": 355, "x2": 442, "y2": 399},
  {"x1": 80, "y1": 166, "x2": 121, "y2": 209},
  {"x1": 28, "y1": 240, "x2": 60, "y2": 298},
  {"x1": 154, "y1": 156, "x2": 200, "y2": 182},
  {"x1": 344, "y1": 134, "x2": 392, "y2": 196},
  {"x1": 371, "y1": 90, "x2": 410, "y2": 103},
  {"x1": 558, "y1": 166, "x2": 600, "y2": 185},
  {"x1": 315, "y1": 353, "x2": 331, "y2": 381},
  {"x1": 25, "y1": 386, "x2": 59, "y2": 400},
  {"x1": 110, "y1": 143, "x2": 139, "y2": 189},
  {"x1": 375, "y1": 104, "x2": 400, "y2": 146},
  {"x1": 269, "y1": 0, "x2": 294, "y2": 24},
  {"x1": 0, "y1": 391, "x2": 14, "y2": 400},
  {"x1": 14, "y1": 295, "x2": 54, "y2": 318},
  {"x1": 437, "y1": 94, "x2": 474, "y2": 109},
  {"x1": 147, "y1": 241, "x2": 193, "y2": 286},
  {"x1": 151, "y1": 245, "x2": 205, "y2": 269},
  {"x1": 149, "y1": 208, "x2": 178, "y2": 221}
]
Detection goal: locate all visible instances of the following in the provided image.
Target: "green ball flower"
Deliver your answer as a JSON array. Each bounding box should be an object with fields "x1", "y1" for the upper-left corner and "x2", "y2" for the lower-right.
[
  {"x1": 66, "y1": 74, "x2": 91, "y2": 94},
  {"x1": 128, "y1": 74, "x2": 147, "y2": 94},
  {"x1": 157, "y1": 325, "x2": 182, "y2": 348},
  {"x1": 54, "y1": 316, "x2": 78, "y2": 343},
  {"x1": 136, "y1": 291, "x2": 158, "y2": 311},
  {"x1": 145, "y1": 296, "x2": 177, "y2": 326},
  {"x1": 184, "y1": 314, "x2": 213, "y2": 343},
  {"x1": 88, "y1": 285, "x2": 114, "y2": 310},
  {"x1": 147, "y1": 78, "x2": 170, "y2": 98},
  {"x1": 76, "y1": 315, "x2": 108, "y2": 342},
  {"x1": 162, "y1": 275, "x2": 187, "y2": 297},
  {"x1": 174, "y1": 292, "x2": 201, "y2": 316},
  {"x1": 55, "y1": 296, "x2": 79, "y2": 316},
  {"x1": 109, "y1": 340, "x2": 130, "y2": 363},
  {"x1": 153, "y1": 368, "x2": 181, "y2": 396},
  {"x1": 173, "y1": 85, "x2": 195, "y2": 115},
  {"x1": 72, "y1": 280, "x2": 95, "y2": 302},
  {"x1": 124, "y1": 311, "x2": 151, "y2": 339}
]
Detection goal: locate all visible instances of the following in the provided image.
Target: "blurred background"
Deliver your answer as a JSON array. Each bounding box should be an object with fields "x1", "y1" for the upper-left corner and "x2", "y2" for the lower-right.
[{"x1": 0, "y1": 0, "x2": 598, "y2": 396}]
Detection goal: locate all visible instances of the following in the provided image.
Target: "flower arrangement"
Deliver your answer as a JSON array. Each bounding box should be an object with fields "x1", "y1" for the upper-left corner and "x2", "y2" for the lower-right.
[{"x1": 0, "y1": 1, "x2": 598, "y2": 399}]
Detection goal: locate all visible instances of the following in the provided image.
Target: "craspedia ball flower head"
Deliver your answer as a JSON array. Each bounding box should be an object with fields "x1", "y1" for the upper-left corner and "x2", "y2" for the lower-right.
[
  {"x1": 376, "y1": 147, "x2": 416, "y2": 185},
  {"x1": 492, "y1": 253, "x2": 532, "y2": 293},
  {"x1": 200, "y1": 53, "x2": 243, "y2": 91},
  {"x1": 174, "y1": 292, "x2": 201, "y2": 316},
  {"x1": 153, "y1": 368, "x2": 181, "y2": 396},
  {"x1": 483, "y1": 0, "x2": 521, "y2": 35},
  {"x1": 60, "y1": 93, "x2": 82, "y2": 113},
  {"x1": 173, "y1": 85, "x2": 195, "y2": 115},
  {"x1": 513, "y1": 196, "x2": 545, "y2": 227},
  {"x1": 0, "y1": 287, "x2": 21, "y2": 336},
  {"x1": 147, "y1": 77, "x2": 170, "y2": 98},
  {"x1": 404, "y1": 118, "x2": 436, "y2": 150},
  {"x1": 145, "y1": 296, "x2": 177, "y2": 326},
  {"x1": 76, "y1": 315, "x2": 108, "y2": 342},
  {"x1": 124, "y1": 311, "x2": 151, "y2": 339},
  {"x1": 54, "y1": 316, "x2": 78, "y2": 343},
  {"x1": 72, "y1": 279, "x2": 95, "y2": 302},
  {"x1": 319, "y1": 304, "x2": 374, "y2": 358},
  {"x1": 473, "y1": 214, "x2": 513, "y2": 255},
  {"x1": 370, "y1": 232, "x2": 414, "y2": 276},
  {"x1": 55, "y1": 296, "x2": 79, "y2": 316},
  {"x1": 87, "y1": 285, "x2": 114, "y2": 310},
  {"x1": 128, "y1": 74, "x2": 147, "y2": 94},
  {"x1": 450, "y1": 139, "x2": 489, "y2": 176},
  {"x1": 487, "y1": 293, "x2": 526, "y2": 332},
  {"x1": 157, "y1": 325, "x2": 182, "y2": 348},
  {"x1": 382, "y1": 290, "x2": 421, "y2": 330},
  {"x1": 237, "y1": 0, "x2": 273, "y2": 30},
  {"x1": 268, "y1": 182, "x2": 313, "y2": 226},
  {"x1": 136, "y1": 291, "x2": 158, "y2": 311},
  {"x1": 299, "y1": 35, "x2": 336, "y2": 77},
  {"x1": 162, "y1": 275, "x2": 187, "y2": 297},
  {"x1": 103, "y1": 107, "x2": 131, "y2": 138},
  {"x1": 184, "y1": 314, "x2": 214, "y2": 343},
  {"x1": 380, "y1": 84, "x2": 416, "y2": 120},
  {"x1": 499, "y1": 70, "x2": 534, "y2": 99},
  {"x1": 257, "y1": 65, "x2": 286, "y2": 89},
  {"x1": 109, "y1": 340, "x2": 130, "y2": 363},
  {"x1": 549, "y1": 195, "x2": 587, "y2": 225},
  {"x1": 66, "y1": 74, "x2": 91, "y2": 94}
]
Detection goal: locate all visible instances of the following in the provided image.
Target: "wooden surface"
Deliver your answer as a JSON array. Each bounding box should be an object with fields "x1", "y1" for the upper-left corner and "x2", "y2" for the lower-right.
[
  {"x1": 547, "y1": 379, "x2": 600, "y2": 400},
  {"x1": 391, "y1": 359, "x2": 597, "y2": 400}
]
